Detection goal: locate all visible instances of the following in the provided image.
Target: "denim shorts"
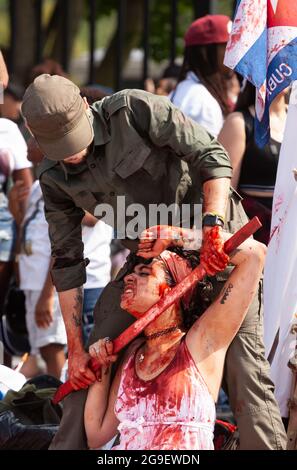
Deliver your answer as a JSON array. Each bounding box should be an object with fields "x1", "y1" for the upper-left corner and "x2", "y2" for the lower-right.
[
  {"x1": 82, "y1": 287, "x2": 103, "y2": 346},
  {"x1": 0, "y1": 193, "x2": 15, "y2": 263}
]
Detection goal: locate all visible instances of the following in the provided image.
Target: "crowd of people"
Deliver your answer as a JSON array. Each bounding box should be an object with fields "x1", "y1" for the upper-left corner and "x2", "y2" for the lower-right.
[{"x1": 0, "y1": 13, "x2": 292, "y2": 451}]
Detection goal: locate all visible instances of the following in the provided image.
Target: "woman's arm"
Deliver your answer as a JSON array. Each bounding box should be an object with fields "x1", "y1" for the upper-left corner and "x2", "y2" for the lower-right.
[
  {"x1": 84, "y1": 339, "x2": 120, "y2": 449},
  {"x1": 84, "y1": 368, "x2": 121, "y2": 449},
  {"x1": 186, "y1": 236, "x2": 266, "y2": 399},
  {"x1": 218, "y1": 112, "x2": 246, "y2": 189}
]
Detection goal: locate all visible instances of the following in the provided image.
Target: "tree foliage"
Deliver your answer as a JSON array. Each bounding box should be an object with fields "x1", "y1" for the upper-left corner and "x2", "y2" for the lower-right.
[{"x1": 1, "y1": 0, "x2": 236, "y2": 85}]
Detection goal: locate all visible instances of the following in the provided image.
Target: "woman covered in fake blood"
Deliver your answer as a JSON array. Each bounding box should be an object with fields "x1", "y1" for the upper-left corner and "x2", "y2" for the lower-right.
[{"x1": 84, "y1": 226, "x2": 266, "y2": 450}]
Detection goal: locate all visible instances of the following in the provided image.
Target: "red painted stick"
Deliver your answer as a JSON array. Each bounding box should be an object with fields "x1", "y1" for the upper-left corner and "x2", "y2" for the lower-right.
[{"x1": 53, "y1": 217, "x2": 261, "y2": 404}]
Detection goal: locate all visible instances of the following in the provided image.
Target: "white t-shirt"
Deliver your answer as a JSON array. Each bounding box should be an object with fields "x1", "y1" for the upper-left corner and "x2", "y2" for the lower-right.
[
  {"x1": 19, "y1": 181, "x2": 112, "y2": 291},
  {"x1": 19, "y1": 181, "x2": 51, "y2": 290},
  {"x1": 82, "y1": 221, "x2": 112, "y2": 289},
  {"x1": 0, "y1": 118, "x2": 31, "y2": 187},
  {"x1": 169, "y1": 71, "x2": 224, "y2": 138}
]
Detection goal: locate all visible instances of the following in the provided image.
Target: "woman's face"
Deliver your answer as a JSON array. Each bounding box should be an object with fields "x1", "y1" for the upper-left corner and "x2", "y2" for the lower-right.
[{"x1": 120, "y1": 261, "x2": 169, "y2": 317}]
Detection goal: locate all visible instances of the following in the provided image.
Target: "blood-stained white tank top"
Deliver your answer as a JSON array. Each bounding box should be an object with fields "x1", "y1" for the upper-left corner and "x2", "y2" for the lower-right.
[{"x1": 113, "y1": 339, "x2": 215, "y2": 450}]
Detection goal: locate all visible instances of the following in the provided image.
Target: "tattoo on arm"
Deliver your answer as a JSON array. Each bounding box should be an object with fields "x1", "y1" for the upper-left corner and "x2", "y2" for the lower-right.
[
  {"x1": 71, "y1": 287, "x2": 83, "y2": 327},
  {"x1": 220, "y1": 283, "x2": 233, "y2": 304},
  {"x1": 72, "y1": 313, "x2": 82, "y2": 327}
]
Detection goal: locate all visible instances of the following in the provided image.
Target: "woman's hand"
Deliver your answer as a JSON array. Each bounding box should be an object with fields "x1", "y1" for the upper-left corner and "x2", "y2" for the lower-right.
[{"x1": 89, "y1": 338, "x2": 118, "y2": 368}]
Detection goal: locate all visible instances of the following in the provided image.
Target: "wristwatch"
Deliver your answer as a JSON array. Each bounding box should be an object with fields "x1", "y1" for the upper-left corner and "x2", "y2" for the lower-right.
[{"x1": 202, "y1": 213, "x2": 225, "y2": 228}]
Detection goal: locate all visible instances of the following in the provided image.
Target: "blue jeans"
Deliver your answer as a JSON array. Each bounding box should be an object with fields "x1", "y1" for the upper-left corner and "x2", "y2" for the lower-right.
[{"x1": 82, "y1": 288, "x2": 103, "y2": 346}]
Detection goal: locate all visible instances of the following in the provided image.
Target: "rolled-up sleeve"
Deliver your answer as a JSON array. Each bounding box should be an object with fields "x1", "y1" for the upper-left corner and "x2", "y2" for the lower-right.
[
  {"x1": 40, "y1": 172, "x2": 86, "y2": 292},
  {"x1": 127, "y1": 90, "x2": 232, "y2": 184}
]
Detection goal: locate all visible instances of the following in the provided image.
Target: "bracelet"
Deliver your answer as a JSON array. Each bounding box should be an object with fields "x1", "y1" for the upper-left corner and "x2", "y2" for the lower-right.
[
  {"x1": 202, "y1": 212, "x2": 225, "y2": 228},
  {"x1": 202, "y1": 212, "x2": 225, "y2": 223}
]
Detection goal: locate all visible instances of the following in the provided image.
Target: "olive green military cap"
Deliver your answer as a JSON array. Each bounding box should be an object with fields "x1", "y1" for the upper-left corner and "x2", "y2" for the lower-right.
[{"x1": 21, "y1": 74, "x2": 94, "y2": 161}]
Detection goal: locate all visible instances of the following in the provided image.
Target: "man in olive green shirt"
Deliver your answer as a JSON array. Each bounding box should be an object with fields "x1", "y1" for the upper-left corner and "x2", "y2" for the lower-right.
[{"x1": 21, "y1": 75, "x2": 285, "y2": 449}]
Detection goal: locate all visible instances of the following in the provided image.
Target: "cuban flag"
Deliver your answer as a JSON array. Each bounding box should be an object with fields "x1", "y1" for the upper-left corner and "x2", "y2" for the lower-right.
[{"x1": 224, "y1": 0, "x2": 297, "y2": 146}]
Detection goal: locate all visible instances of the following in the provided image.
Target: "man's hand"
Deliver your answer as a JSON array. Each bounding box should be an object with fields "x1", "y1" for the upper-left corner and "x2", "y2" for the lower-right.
[
  {"x1": 58, "y1": 287, "x2": 95, "y2": 389},
  {"x1": 137, "y1": 225, "x2": 184, "y2": 258},
  {"x1": 35, "y1": 294, "x2": 54, "y2": 329},
  {"x1": 200, "y1": 226, "x2": 229, "y2": 276},
  {"x1": 68, "y1": 349, "x2": 96, "y2": 390}
]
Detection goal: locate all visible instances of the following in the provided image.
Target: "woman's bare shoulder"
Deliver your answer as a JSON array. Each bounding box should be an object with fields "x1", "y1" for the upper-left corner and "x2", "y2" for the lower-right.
[
  {"x1": 224, "y1": 111, "x2": 245, "y2": 128},
  {"x1": 219, "y1": 112, "x2": 246, "y2": 144}
]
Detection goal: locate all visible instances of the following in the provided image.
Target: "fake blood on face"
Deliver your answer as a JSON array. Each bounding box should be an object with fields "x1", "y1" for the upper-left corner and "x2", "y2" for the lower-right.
[
  {"x1": 129, "y1": 310, "x2": 142, "y2": 319},
  {"x1": 158, "y1": 283, "x2": 169, "y2": 297}
]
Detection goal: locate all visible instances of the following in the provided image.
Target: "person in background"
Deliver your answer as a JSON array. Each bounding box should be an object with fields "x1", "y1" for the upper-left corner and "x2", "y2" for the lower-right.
[
  {"x1": 218, "y1": 81, "x2": 288, "y2": 244},
  {"x1": 0, "y1": 81, "x2": 29, "y2": 141},
  {"x1": 9, "y1": 141, "x2": 67, "y2": 379},
  {"x1": 0, "y1": 50, "x2": 9, "y2": 90},
  {"x1": 9, "y1": 138, "x2": 113, "y2": 378},
  {"x1": 81, "y1": 214, "x2": 113, "y2": 345},
  {"x1": 27, "y1": 58, "x2": 68, "y2": 87},
  {"x1": 0, "y1": 82, "x2": 23, "y2": 123},
  {"x1": 144, "y1": 63, "x2": 182, "y2": 97},
  {"x1": 0, "y1": 118, "x2": 32, "y2": 359},
  {"x1": 170, "y1": 15, "x2": 235, "y2": 137}
]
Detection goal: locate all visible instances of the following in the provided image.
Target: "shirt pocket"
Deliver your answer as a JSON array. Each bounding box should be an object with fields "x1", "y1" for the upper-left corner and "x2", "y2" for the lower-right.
[
  {"x1": 114, "y1": 142, "x2": 166, "y2": 183},
  {"x1": 114, "y1": 143, "x2": 151, "y2": 179}
]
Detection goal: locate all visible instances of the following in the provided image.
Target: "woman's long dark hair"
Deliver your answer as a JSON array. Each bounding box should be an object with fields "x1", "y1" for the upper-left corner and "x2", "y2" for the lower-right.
[
  {"x1": 234, "y1": 80, "x2": 256, "y2": 113},
  {"x1": 177, "y1": 44, "x2": 231, "y2": 116},
  {"x1": 167, "y1": 246, "x2": 214, "y2": 330}
]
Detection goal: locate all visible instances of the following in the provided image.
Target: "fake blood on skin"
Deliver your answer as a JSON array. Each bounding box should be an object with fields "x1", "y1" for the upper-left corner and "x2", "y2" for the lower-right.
[
  {"x1": 129, "y1": 310, "x2": 142, "y2": 319},
  {"x1": 114, "y1": 342, "x2": 214, "y2": 450},
  {"x1": 158, "y1": 283, "x2": 169, "y2": 297},
  {"x1": 129, "y1": 284, "x2": 169, "y2": 319}
]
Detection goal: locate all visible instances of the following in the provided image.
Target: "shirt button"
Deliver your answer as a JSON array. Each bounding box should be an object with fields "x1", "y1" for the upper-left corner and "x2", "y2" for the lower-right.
[
  {"x1": 90, "y1": 163, "x2": 96, "y2": 169},
  {"x1": 110, "y1": 191, "x2": 115, "y2": 196}
]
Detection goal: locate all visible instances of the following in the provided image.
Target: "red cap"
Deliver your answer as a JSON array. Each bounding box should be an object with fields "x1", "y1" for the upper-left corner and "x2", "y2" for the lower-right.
[{"x1": 185, "y1": 15, "x2": 232, "y2": 47}]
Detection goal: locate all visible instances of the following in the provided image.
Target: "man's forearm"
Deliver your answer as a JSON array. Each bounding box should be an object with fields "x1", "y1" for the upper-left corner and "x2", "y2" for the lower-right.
[
  {"x1": 202, "y1": 177, "x2": 230, "y2": 218},
  {"x1": 58, "y1": 287, "x2": 84, "y2": 352}
]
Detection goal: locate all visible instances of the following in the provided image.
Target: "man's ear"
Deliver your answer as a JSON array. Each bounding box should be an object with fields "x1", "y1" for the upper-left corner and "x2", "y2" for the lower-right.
[{"x1": 82, "y1": 96, "x2": 89, "y2": 109}]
